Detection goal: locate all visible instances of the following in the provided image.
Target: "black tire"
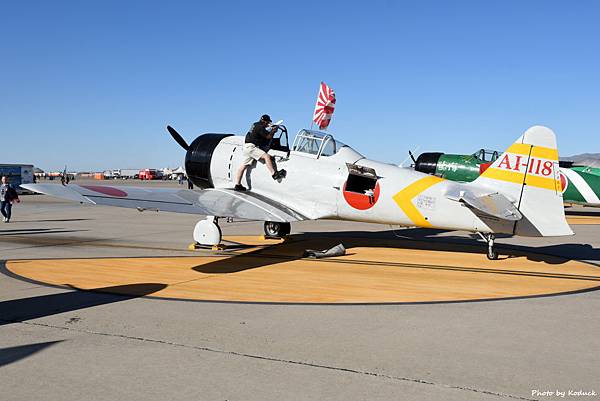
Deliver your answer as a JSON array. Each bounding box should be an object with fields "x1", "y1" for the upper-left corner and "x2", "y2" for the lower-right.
[
  {"x1": 280, "y1": 222, "x2": 291, "y2": 236},
  {"x1": 487, "y1": 247, "x2": 498, "y2": 260},
  {"x1": 264, "y1": 221, "x2": 291, "y2": 238}
]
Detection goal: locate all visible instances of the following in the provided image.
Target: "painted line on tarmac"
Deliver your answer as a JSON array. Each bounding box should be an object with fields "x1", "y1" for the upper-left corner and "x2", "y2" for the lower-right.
[{"x1": 3, "y1": 317, "x2": 536, "y2": 401}]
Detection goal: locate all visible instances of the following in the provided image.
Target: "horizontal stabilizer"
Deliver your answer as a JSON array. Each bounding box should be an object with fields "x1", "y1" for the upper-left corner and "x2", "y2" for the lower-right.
[{"x1": 447, "y1": 190, "x2": 522, "y2": 221}]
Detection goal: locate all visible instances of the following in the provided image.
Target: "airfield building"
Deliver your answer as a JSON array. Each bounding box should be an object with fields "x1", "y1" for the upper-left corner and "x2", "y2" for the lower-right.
[{"x1": 0, "y1": 163, "x2": 35, "y2": 193}]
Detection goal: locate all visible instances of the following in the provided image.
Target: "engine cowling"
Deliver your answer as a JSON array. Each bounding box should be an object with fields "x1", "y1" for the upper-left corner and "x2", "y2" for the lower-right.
[
  {"x1": 414, "y1": 152, "x2": 482, "y2": 182},
  {"x1": 414, "y1": 152, "x2": 444, "y2": 176},
  {"x1": 185, "y1": 134, "x2": 233, "y2": 189}
]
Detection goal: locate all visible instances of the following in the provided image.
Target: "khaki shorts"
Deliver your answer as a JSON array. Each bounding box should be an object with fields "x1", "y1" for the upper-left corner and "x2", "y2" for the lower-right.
[{"x1": 241, "y1": 143, "x2": 266, "y2": 165}]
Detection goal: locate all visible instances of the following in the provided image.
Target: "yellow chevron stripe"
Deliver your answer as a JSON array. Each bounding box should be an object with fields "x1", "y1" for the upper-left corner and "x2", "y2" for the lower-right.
[{"x1": 393, "y1": 175, "x2": 444, "y2": 227}]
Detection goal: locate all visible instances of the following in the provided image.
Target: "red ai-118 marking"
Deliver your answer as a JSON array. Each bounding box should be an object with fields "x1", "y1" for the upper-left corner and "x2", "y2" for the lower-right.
[{"x1": 496, "y1": 154, "x2": 555, "y2": 177}]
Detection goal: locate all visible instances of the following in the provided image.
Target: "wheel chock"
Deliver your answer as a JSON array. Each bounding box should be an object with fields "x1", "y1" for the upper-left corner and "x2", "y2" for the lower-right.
[
  {"x1": 259, "y1": 235, "x2": 288, "y2": 241},
  {"x1": 188, "y1": 242, "x2": 226, "y2": 251}
]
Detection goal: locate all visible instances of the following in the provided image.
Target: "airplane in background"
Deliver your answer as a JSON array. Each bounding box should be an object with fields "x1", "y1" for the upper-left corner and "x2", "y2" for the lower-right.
[
  {"x1": 413, "y1": 148, "x2": 600, "y2": 208},
  {"x1": 22, "y1": 124, "x2": 572, "y2": 260}
]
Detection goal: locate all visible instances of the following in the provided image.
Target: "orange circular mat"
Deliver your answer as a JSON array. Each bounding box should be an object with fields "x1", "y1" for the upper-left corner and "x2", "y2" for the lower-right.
[{"x1": 6, "y1": 236, "x2": 600, "y2": 304}]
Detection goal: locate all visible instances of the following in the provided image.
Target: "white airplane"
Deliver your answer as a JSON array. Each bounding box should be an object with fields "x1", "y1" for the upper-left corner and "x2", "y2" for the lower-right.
[{"x1": 22, "y1": 124, "x2": 572, "y2": 259}]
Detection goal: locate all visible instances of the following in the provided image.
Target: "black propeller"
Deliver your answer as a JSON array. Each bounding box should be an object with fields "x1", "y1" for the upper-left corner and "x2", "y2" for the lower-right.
[{"x1": 167, "y1": 125, "x2": 189, "y2": 151}]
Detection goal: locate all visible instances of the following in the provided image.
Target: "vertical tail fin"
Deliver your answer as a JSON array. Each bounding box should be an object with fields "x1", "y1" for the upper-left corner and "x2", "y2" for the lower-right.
[{"x1": 474, "y1": 125, "x2": 573, "y2": 236}]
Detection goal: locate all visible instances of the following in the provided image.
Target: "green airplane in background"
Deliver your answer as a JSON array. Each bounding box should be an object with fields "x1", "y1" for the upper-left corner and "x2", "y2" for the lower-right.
[
  {"x1": 413, "y1": 149, "x2": 600, "y2": 207},
  {"x1": 571, "y1": 165, "x2": 600, "y2": 176}
]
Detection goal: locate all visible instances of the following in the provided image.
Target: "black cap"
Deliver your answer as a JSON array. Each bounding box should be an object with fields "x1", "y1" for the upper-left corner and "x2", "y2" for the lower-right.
[{"x1": 260, "y1": 114, "x2": 272, "y2": 123}]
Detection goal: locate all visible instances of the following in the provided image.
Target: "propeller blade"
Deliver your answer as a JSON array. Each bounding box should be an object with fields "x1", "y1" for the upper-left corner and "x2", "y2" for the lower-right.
[{"x1": 167, "y1": 125, "x2": 189, "y2": 151}]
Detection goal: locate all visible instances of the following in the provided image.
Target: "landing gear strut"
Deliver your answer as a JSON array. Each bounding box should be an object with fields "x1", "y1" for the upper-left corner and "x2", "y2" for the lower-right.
[
  {"x1": 264, "y1": 221, "x2": 291, "y2": 238},
  {"x1": 478, "y1": 232, "x2": 498, "y2": 260},
  {"x1": 193, "y1": 216, "x2": 222, "y2": 246}
]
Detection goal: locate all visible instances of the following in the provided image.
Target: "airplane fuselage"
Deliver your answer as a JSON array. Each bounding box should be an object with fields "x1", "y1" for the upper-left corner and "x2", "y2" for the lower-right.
[{"x1": 207, "y1": 135, "x2": 513, "y2": 235}]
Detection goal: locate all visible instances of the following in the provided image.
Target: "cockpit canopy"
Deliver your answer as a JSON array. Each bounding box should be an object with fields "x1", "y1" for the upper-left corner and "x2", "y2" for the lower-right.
[
  {"x1": 472, "y1": 148, "x2": 500, "y2": 163},
  {"x1": 291, "y1": 129, "x2": 351, "y2": 158}
]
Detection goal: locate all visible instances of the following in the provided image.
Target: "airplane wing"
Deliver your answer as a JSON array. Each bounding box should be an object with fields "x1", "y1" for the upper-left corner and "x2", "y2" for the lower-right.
[
  {"x1": 20, "y1": 184, "x2": 306, "y2": 223},
  {"x1": 446, "y1": 189, "x2": 522, "y2": 221}
]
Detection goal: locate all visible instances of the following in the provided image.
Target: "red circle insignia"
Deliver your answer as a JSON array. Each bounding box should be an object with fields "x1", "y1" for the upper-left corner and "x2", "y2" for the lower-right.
[
  {"x1": 343, "y1": 182, "x2": 380, "y2": 210},
  {"x1": 559, "y1": 172, "x2": 568, "y2": 193},
  {"x1": 81, "y1": 185, "x2": 128, "y2": 197}
]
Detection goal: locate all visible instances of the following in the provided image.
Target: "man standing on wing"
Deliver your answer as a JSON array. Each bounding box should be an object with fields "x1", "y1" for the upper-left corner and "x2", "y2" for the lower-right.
[{"x1": 234, "y1": 114, "x2": 286, "y2": 191}]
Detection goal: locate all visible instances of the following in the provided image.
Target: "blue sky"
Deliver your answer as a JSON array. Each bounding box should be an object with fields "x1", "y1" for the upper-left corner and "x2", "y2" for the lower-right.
[{"x1": 1, "y1": 1, "x2": 599, "y2": 171}]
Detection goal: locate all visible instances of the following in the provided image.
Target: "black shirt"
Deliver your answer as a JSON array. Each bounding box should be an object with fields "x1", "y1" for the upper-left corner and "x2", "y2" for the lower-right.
[
  {"x1": 245, "y1": 121, "x2": 271, "y2": 147},
  {"x1": 0, "y1": 184, "x2": 17, "y2": 202}
]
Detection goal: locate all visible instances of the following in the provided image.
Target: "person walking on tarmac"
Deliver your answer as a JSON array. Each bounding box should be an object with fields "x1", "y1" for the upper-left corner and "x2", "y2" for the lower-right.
[
  {"x1": 234, "y1": 114, "x2": 286, "y2": 191},
  {"x1": 1, "y1": 176, "x2": 20, "y2": 223}
]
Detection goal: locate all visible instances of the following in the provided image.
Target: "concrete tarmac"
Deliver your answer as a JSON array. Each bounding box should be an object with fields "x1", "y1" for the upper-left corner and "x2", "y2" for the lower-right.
[{"x1": 1, "y1": 184, "x2": 600, "y2": 400}]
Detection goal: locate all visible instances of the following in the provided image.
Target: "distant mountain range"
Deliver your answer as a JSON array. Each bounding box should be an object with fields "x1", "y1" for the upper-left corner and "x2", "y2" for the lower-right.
[{"x1": 560, "y1": 153, "x2": 600, "y2": 167}]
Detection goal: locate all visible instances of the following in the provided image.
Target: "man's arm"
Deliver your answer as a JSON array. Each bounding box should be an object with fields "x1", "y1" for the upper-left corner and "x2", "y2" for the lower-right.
[
  {"x1": 260, "y1": 125, "x2": 275, "y2": 140},
  {"x1": 257, "y1": 126, "x2": 276, "y2": 152},
  {"x1": 9, "y1": 186, "x2": 20, "y2": 202},
  {"x1": 267, "y1": 123, "x2": 280, "y2": 139}
]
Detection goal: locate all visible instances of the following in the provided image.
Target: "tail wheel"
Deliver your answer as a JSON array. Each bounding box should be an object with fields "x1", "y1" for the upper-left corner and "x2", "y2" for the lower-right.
[
  {"x1": 487, "y1": 247, "x2": 498, "y2": 260},
  {"x1": 486, "y1": 233, "x2": 498, "y2": 260},
  {"x1": 264, "y1": 221, "x2": 291, "y2": 238}
]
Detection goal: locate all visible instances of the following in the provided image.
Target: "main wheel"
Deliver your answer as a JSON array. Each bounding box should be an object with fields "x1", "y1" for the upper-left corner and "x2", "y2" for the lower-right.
[
  {"x1": 193, "y1": 219, "x2": 222, "y2": 245},
  {"x1": 264, "y1": 221, "x2": 291, "y2": 238},
  {"x1": 487, "y1": 247, "x2": 498, "y2": 260}
]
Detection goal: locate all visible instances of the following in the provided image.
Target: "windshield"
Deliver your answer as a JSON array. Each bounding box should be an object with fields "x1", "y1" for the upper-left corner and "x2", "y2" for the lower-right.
[{"x1": 292, "y1": 130, "x2": 347, "y2": 157}]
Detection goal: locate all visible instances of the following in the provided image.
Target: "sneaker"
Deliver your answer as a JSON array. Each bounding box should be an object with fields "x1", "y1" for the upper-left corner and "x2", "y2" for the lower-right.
[
  {"x1": 272, "y1": 169, "x2": 287, "y2": 180},
  {"x1": 234, "y1": 184, "x2": 247, "y2": 191}
]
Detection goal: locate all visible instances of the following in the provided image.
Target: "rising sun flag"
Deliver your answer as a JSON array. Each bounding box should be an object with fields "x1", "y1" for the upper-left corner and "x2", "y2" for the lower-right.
[{"x1": 313, "y1": 82, "x2": 336, "y2": 130}]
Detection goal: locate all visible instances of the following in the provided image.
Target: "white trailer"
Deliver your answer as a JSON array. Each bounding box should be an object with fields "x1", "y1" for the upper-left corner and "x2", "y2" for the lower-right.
[
  {"x1": 119, "y1": 169, "x2": 139, "y2": 179},
  {"x1": 0, "y1": 164, "x2": 35, "y2": 193}
]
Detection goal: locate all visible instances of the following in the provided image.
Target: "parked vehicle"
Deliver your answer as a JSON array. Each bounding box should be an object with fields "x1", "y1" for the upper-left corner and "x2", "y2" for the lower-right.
[
  {"x1": 138, "y1": 169, "x2": 161, "y2": 180},
  {"x1": 120, "y1": 169, "x2": 139, "y2": 179}
]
